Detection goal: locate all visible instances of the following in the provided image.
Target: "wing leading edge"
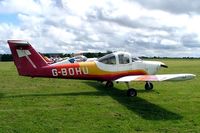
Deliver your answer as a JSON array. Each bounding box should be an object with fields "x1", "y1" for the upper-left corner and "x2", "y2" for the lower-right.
[{"x1": 115, "y1": 74, "x2": 196, "y2": 82}]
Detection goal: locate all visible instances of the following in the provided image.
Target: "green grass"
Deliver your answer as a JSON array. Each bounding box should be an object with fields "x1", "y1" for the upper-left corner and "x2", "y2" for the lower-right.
[{"x1": 0, "y1": 59, "x2": 200, "y2": 133}]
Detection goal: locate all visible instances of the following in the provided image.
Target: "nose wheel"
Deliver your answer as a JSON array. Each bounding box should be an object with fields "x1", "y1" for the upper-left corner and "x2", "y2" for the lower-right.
[{"x1": 145, "y1": 82, "x2": 153, "y2": 90}]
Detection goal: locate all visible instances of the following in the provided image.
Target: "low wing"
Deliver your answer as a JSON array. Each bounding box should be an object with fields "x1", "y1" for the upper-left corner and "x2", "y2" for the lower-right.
[{"x1": 115, "y1": 74, "x2": 196, "y2": 82}]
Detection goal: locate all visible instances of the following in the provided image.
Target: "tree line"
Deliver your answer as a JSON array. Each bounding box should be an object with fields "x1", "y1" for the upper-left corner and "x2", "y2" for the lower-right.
[{"x1": 0, "y1": 52, "x2": 199, "y2": 62}]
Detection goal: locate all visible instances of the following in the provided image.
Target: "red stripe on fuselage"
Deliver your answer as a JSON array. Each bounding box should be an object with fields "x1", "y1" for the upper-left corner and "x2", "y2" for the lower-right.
[{"x1": 36, "y1": 67, "x2": 146, "y2": 81}]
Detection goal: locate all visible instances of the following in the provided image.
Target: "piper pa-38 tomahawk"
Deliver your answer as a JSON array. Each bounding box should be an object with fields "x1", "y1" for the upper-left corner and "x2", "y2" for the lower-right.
[{"x1": 8, "y1": 40, "x2": 196, "y2": 97}]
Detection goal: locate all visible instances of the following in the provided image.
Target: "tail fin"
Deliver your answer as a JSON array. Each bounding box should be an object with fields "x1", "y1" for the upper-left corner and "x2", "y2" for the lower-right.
[{"x1": 7, "y1": 40, "x2": 48, "y2": 76}]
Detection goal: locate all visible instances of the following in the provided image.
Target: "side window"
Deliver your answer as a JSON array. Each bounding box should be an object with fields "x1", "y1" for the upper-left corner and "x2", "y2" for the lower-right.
[
  {"x1": 107, "y1": 56, "x2": 116, "y2": 64},
  {"x1": 118, "y1": 54, "x2": 130, "y2": 64},
  {"x1": 98, "y1": 55, "x2": 116, "y2": 65}
]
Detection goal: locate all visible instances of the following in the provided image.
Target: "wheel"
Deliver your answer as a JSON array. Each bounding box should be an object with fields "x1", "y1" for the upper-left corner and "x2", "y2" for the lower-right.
[
  {"x1": 105, "y1": 81, "x2": 114, "y2": 88},
  {"x1": 145, "y1": 82, "x2": 153, "y2": 90},
  {"x1": 127, "y1": 88, "x2": 137, "y2": 97}
]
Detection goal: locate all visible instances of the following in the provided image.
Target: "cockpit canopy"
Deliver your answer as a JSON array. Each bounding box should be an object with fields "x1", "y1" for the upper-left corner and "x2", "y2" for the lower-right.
[
  {"x1": 98, "y1": 52, "x2": 141, "y2": 65},
  {"x1": 98, "y1": 54, "x2": 116, "y2": 64}
]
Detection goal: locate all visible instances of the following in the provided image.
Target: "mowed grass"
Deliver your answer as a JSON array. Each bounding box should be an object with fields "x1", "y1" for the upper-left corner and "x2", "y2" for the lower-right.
[{"x1": 0, "y1": 59, "x2": 200, "y2": 133}]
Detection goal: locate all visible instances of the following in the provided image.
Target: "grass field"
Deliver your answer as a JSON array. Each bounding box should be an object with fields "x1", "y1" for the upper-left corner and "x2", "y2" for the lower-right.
[{"x1": 0, "y1": 59, "x2": 200, "y2": 133}]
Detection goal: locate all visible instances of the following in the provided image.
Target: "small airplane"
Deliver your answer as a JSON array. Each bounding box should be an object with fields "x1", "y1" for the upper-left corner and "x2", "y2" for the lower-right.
[{"x1": 7, "y1": 40, "x2": 196, "y2": 97}]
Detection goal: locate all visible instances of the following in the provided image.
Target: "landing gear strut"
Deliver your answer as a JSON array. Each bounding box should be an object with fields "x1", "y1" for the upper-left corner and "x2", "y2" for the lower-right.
[
  {"x1": 105, "y1": 81, "x2": 114, "y2": 88},
  {"x1": 145, "y1": 82, "x2": 153, "y2": 90},
  {"x1": 126, "y1": 82, "x2": 137, "y2": 97}
]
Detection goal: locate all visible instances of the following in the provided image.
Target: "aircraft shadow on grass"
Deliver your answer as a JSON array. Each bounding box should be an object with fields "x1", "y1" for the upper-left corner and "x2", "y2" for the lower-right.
[
  {"x1": 84, "y1": 81, "x2": 183, "y2": 121},
  {"x1": 0, "y1": 81, "x2": 182, "y2": 121}
]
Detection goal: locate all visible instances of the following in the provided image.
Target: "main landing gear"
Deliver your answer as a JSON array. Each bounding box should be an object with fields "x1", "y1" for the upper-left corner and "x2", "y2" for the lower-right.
[
  {"x1": 104, "y1": 81, "x2": 153, "y2": 97},
  {"x1": 126, "y1": 82, "x2": 153, "y2": 97},
  {"x1": 105, "y1": 81, "x2": 114, "y2": 88},
  {"x1": 105, "y1": 81, "x2": 137, "y2": 97},
  {"x1": 126, "y1": 82, "x2": 137, "y2": 97}
]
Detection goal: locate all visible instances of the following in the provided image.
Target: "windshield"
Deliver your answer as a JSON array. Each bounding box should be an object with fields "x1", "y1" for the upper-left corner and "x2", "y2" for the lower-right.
[{"x1": 98, "y1": 54, "x2": 116, "y2": 65}]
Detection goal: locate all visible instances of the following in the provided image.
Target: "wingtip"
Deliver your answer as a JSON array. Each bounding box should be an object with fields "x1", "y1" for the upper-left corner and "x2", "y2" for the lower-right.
[
  {"x1": 191, "y1": 74, "x2": 196, "y2": 78},
  {"x1": 185, "y1": 74, "x2": 196, "y2": 80}
]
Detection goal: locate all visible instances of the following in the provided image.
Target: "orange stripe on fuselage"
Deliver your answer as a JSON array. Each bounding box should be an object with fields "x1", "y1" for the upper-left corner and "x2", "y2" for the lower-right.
[{"x1": 78, "y1": 62, "x2": 147, "y2": 80}]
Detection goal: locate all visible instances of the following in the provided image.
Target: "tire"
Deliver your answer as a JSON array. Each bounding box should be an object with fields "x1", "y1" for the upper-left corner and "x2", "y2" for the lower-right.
[
  {"x1": 127, "y1": 88, "x2": 137, "y2": 97},
  {"x1": 145, "y1": 82, "x2": 153, "y2": 90},
  {"x1": 105, "y1": 81, "x2": 114, "y2": 88}
]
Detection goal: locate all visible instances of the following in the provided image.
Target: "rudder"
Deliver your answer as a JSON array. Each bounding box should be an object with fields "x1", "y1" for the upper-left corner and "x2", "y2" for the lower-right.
[{"x1": 7, "y1": 40, "x2": 48, "y2": 76}]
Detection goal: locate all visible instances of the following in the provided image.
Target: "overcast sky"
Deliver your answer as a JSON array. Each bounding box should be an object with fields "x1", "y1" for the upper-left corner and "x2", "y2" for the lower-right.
[{"x1": 0, "y1": 0, "x2": 200, "y2": 57}]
